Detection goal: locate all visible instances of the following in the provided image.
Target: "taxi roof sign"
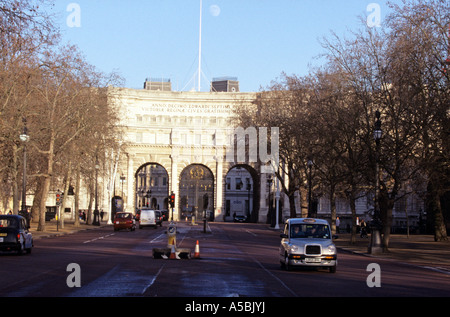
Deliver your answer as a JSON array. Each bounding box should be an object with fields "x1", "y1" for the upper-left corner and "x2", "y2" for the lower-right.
[{"x1": 285, "y1": 218, "x2": 329, "y2": 226}]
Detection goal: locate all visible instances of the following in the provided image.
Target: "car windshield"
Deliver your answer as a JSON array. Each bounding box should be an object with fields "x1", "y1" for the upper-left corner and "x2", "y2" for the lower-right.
[
  {"x1": 115, "y1": 213, "x2": 131, "y2": 219},
  {"x1": 0, "y1": 218, "x2": 18, "y2": 229},
  {"x1": 290, "y1": 224, "x2": 331, "y2": 239}
]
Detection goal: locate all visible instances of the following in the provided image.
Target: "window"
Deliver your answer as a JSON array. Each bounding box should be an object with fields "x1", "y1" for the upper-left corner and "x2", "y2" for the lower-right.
[
  {"x1": 0, "y1": 218, "x2": 17, "y2": 228},
  {"x1": 246, "y1": 178, "x2": 251, "y2": 190},
  {"x1": 181, "y1": 134, "x2": 187, "y2": 144},
  {"x1": 136, "y1": 132, "x2": 143, "y2": 143},
  {"x1": 290, "y1": 224, "x2": 331, "y2": 239},
  {"x1": 195, "y1": 134, "x2": 202, "y2": 145},
  {"x1": 235, "y1": 178, "x2": 243, "y2": 190}
]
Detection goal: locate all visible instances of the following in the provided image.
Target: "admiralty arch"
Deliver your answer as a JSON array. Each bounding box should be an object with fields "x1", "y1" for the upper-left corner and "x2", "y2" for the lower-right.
[{"x1": 110, "y1": 79, "x2": 285, "y2": 223}]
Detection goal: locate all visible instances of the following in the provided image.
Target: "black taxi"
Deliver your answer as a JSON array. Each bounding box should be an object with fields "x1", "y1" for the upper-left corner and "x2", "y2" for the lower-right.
[{"x1": 0, "y1": 215, "x2": 33, "y2": 254}]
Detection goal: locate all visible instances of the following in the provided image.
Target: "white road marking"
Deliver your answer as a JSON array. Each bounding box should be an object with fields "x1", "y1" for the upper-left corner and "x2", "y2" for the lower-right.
[{"x1": 83, "y1": 233, "x2": 115, "y2": 244}]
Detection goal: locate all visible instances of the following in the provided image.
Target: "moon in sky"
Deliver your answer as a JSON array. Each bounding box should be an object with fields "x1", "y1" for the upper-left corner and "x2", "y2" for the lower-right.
[{"x1": 209, "y1": 5, "x2": 221, "y2": 17}]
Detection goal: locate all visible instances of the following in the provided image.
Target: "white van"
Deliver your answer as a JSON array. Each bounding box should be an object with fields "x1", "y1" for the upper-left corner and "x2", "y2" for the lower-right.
[{"x1": 137, "y1": 208, "x2": 157, "y2": 229}]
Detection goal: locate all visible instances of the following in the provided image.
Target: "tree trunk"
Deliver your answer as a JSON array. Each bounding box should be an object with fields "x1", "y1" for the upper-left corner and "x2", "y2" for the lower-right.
[
  {"x1": 37, "y1": 132, "x2": 56, "y2": 232},
  {"x1": 300, "y1": 186, "x2": 308, "y2": 218},
  {"x1": 349, "y1": 190, "x2": 357, "y2": 245},
  {"x1": 329, "y1": 186, "x2": 337, "y2": 235},
  {"x1": 74, "y1": 166, "x2": 81, "y2": 227},
  {"x1": 60, "y1": 160, "x2": 73, "y2": 229},
  {"x1": 380, "y1": 190, "x2": 394, "y2": 252},
  {"x1": 288, "y1": 192, "x2": 297, "y2": 219},
  {"x1": 30, "y1": 178, "x2": 44, "y2": 223},
  {"x1": 37, "y1": 176, "x2": 50, "y2": 231},
  {"x1": 12, "y1": 143, "x2": 19, "y2": 214},
  {"x1": 433, "y1": 205, "x2": 448, "y2": 242},
  {"x1": 87, "y1": 176, "x2": 94, "y2": 225},
  {"x1": 382, "y1": 205, "x2": 393, "y2": 252},
  {"x1": 427, "y1": 180, "x2": 448, "y2": 241}
]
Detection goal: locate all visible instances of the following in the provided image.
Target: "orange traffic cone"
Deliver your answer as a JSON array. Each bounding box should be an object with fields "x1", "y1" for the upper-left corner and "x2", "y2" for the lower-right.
[
  {"x1": 170, "y1": 241, "x2": 177, "y2": 259},
  {"x1": 194, "y1": 240, "x2": 200, "y2": 259}
]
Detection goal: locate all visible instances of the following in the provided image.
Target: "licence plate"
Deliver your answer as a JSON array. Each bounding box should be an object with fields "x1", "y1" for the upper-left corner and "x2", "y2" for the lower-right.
[
  {"x1": 0, "y1": 233, "x2": 7, "y2": 237},
  {"x1": 305, "y1": 257, "x2": 321, "y2": 263}
]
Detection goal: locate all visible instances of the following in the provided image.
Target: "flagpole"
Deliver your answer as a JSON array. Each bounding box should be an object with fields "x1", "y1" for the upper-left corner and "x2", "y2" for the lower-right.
[{"x1": 198, "y1": 0, "x2": 202, "y2": 91}]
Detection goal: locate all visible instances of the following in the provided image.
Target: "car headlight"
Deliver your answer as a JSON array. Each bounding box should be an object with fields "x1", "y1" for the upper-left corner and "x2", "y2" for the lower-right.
[
  {"x1": 289, "y1": 244, "x2": 299, "y2": 253},
  {"x1": 326, "y1": 244, "x2": 336, "y2": 254}
]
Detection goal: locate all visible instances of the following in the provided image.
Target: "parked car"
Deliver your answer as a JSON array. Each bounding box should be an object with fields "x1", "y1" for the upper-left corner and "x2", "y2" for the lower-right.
[
  {"x1": 113, "y1": 212, "x2": 136, "y2": 231},
  {"x1": 0, "y1": 215, "x2": 33, "y2": 254},
  {"x1": 155, "y1": 210, "x2": 163, "y2": 227},
  {"x1": 279, "y1": 218, "x2": 337, "y2": 273},
  {"x1": 160, "y1": 210, "x2": 169, "y2": 221},
  {"x1": 233, "y1": 214, "x2": 247, "y2": 223},
  {"x1": 137, "y1": 208, "x2": 157, "y2": 229}
]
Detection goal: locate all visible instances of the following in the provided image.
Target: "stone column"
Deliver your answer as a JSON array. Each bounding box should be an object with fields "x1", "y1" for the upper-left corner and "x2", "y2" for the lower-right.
[
  {"x1": 126, "y1": 154, "x2": 134, "y2": 213},
  {"x1": 259, "y1": 172, "x2": 269, "y2": 223},
  {"x1": 170, "y1": 155, "x2": 179, "y2": 221},
  {"x1": 215, "y1": 155, "x2": 224, "y2": 221}
]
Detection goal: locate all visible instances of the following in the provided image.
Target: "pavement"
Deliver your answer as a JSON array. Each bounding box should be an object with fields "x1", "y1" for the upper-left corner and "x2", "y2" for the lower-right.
[
  {"x1": 29, "y1": 220, "x2": 450, "y2": 274},
  {"x1": 333, "y1": 232, "x2": 450, "y2": 274},
  {"x1": 29, "y1": 219, "x2": 110, "y2": 240}
]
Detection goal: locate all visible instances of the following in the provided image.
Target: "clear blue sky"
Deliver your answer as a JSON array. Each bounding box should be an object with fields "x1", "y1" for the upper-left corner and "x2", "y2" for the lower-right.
[{"x1": 50, "y1": 0, "x2": 401, "y2": 92}]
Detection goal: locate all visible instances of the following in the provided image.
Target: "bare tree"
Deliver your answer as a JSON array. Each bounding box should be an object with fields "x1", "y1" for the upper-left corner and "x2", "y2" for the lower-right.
[
  {"x1": 385, "y1": 0, "x2": 449, "y2": 241},
  {"x1": 235, "y1": 73, "x2": 316, "y2": 221}
]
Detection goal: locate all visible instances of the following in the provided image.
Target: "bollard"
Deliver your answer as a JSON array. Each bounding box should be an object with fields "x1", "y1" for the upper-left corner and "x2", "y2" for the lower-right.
[{"x1": 167, "y1": 222, "x2": 177, "y2": 248}]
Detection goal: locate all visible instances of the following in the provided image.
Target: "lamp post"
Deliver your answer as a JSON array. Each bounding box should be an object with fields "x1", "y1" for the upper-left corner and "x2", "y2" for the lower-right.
[
  {"x1": 246, "y1": 182, "x2": 251, "y2": 221},
  {"x1": 120, "y1": 175, "x2": 126, "y2": 198},
  {"x1": 275, "y1": 177, "x2": 280, "y2": 230},
  {"x1": 307, "y1": 158, "x2": 313, "y2": 218},
  {"x1": 19, "y1": 118, "x2": 30, "y2": 228},
  {"x1": 93, "y1": 157, "x2": 100, "y2": 226},
  {"x1": 369, "y1": 110, "x2": 383, "y2": 254},
  {"x1": 146, "y1": 189, "x2": 152, "y2": 208},
  {"x1": 267, "y1": 176, "x2": 273, "y2": 226}
]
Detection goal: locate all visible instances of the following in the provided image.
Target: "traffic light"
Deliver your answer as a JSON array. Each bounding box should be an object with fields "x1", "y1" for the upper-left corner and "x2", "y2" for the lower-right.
[
  {"x1": 169, "y1": 192, "x2": 175, "y2": 208},
  {"x1": 56, "y1": 191, "x2": 62, "y2": 206}
]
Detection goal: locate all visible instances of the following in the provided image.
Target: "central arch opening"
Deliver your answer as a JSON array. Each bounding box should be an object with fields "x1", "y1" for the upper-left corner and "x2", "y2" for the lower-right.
[
  {"x1": 179, "y1": 164, "x2": 215, "y2": 222},
  {"x1": 135, "y1": 163, "x2": 169, "y2": 211},
  {"x1": 224, "y1": 164, "x2": 260, "y2": 222}
]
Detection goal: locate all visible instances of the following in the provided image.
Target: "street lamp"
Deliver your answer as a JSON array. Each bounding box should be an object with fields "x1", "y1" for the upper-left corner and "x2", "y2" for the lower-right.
[
  {"x1": 246, "y1": 182, "x2": 251, "y2": 221},
  {"x1": 307, "y1": 158, "x2": 314, "y2": 218},
  {"x1": 266, "y1": 176, "x2": 274, "y2": 227},
  {"x1": 120, "y1": 175, "x2": 126, "y2": 198},
  {"x1": 146, "y1": 189, "x2": 152, "y2": 208},
  {"x1": 93, "y1": 158, "x2": 100, "y2": 226},
  {"x1": 275, "y1": 177, "x2": 280, "y2": 230},
  {"x1": 369, "y1": 110, "x2": 383, "y2": 254},
  {"x1": 19, "y1": 118, "x2": 30, "y2": 228}
]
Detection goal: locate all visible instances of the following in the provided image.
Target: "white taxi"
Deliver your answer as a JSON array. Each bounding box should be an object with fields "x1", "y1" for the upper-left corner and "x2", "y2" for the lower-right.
[{"x1": 279, "y1": 218, "x2": 337, "y2": 273}]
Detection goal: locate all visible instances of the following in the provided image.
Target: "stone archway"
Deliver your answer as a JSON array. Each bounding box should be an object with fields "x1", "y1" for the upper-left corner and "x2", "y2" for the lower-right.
[
  {"x1": 224, "y1": 164, "x2": 260, "y2": 222},
  {"x1": 135, "y1": 163, "x2": 169, "y2": 210},
  {"x1": 179, "y1": 164, "x2": 215, "y2": 222}
]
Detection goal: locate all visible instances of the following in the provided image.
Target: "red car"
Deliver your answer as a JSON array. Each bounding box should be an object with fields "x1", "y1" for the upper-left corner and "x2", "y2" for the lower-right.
[{"x1": 113, "y1": 212, "x2": 136, "y2": 231}]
